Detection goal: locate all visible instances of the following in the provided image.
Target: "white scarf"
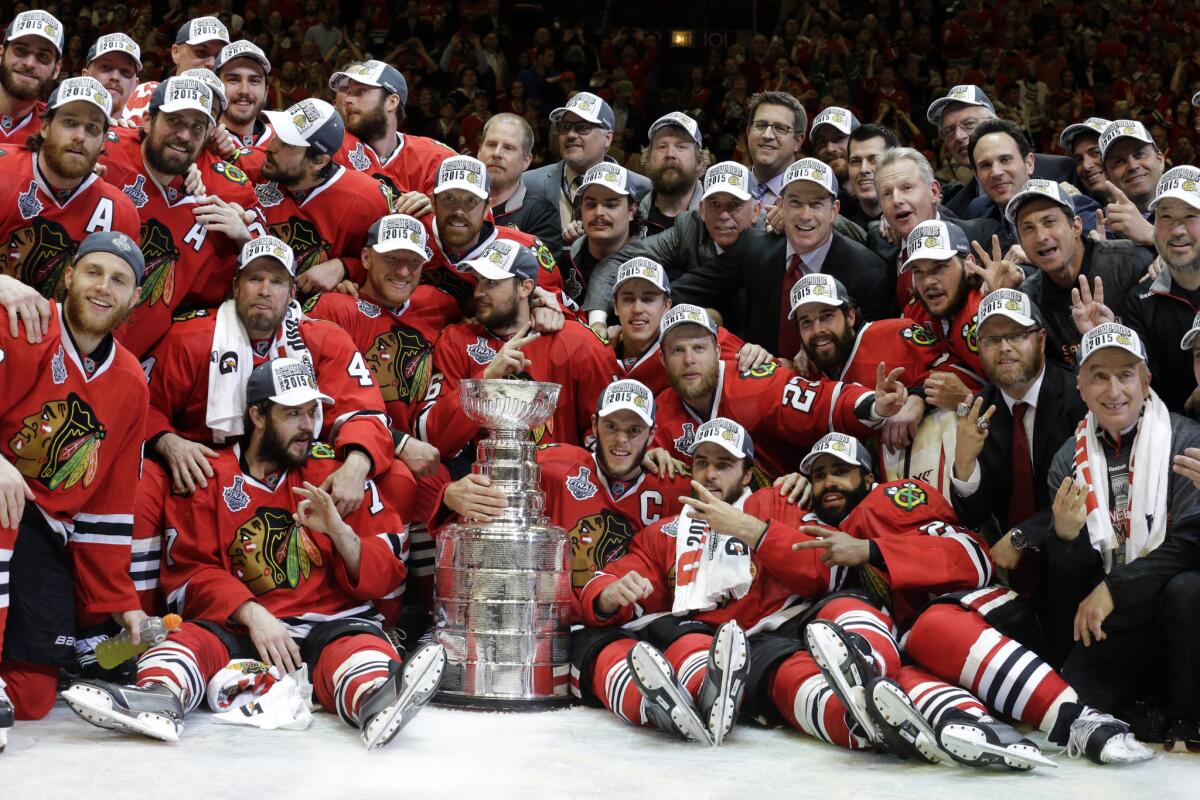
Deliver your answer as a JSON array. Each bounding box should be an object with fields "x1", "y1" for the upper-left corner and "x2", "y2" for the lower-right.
[
  {"x1": 1073, "y1": 391, "x2": 1171, "y2": 572},
  {"x1": 206, "y1": 299, "x2": 315, "y2": 442},
  {"x1": 671, "y1": 488, "x2": 754, "y2": 615}
]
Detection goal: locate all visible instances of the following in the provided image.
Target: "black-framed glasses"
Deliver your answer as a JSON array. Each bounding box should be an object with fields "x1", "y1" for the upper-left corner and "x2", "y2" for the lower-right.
[
  {"x1": 939, "y1": 117, "x2": 984, "y2": 140},
  {"x1": 979, "y1": 328, "x2": 1041, "y2": 349},
  {"x1": 558, "y1": 121, "x2": 600, "y2": 135},
  {"x1": 750, "y1": 120, "x2": 795, "y2": 136}
]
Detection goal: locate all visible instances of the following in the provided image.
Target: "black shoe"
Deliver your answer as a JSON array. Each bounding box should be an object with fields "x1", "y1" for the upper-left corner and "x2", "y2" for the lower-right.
[
  {"x1": 1164, "y1": 717, "x2": 1200, "y2": 754},
  {"x1": 626, "y1": 642, "x2": 712, "y2": 744},
  {"x1": 865, "y1": 677, "x2": 954, "y2": 764},
  {"x1": 359, "y1": 643, "x2": 446, "y2": 751},
  {"x1": 1119, "y1": 700, "x2": 1168, "y2": 743},
  {"x1": 805, "y1": 619, "x2": 885, "y2": 750},
  {"x1": 695, "y1": 621, "x2": 750, "y2": 746},
  {"x1": 61, "y1": 679, "x2": 184, "y2": 741}
]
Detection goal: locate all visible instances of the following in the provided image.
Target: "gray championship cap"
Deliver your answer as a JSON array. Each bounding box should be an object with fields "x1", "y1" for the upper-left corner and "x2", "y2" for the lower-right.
[
  {"x1": 597, "y1": 379, "x2": 656, "y2": 425},
  {"x1": 461, "y1": 238, "x2": 539, "y2": 283},
  {"x1": 1078, "y1": 322, "x2": 1147, "y2": 366},
  {"x1": 237, "y1": 235, "x2": 296, "y2": 276},
  {"x1": 926, "y1": 84, "x2": 995, "y2": 125},
  {"x1": 329, "y1": 60, "x2": 409, "y2": 106},
  {"x1": 549, "y1": 92, "x2": 615, "y2": 129},
  {"x1": 900, "y1": 220, "x2": 971, "y2": 272},
  {"x1": 175, "y1": 16, "x2": 230, "y2": 47},
  {"x1": 75, "y1": 231, "x2": 145, "y2": 285},
  {"x1": 690, "y1": 417, "x2": 755, "y2": 460},
  {"x1": 798, "y1": 432, "x2": 874, "y2": 476},
  {"x1": 367, "y1": 214, "x2": 431, "y2": 259},
  {"x1": 5, "y1": 10, "x2": 64, "y2": 54}
]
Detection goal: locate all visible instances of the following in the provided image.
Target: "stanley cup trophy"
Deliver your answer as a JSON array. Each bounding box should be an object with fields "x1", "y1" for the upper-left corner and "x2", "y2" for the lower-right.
[{"x1": 433, "y1": 379, "x2": 573, "y2": 709}]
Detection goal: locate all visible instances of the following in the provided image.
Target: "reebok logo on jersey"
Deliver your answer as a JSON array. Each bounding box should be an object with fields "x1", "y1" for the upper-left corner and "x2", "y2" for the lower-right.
[
  {"x1": 123, "y1": 175, "x2": 149, "y2": 208},
  {"x1": 223, "y1": 475, "x2": 251, "y2": 512},
  {"x1": 18, "y1": 181, "x2": 43, "y2": 219},
  {"x1": 466, "y1": 337, "x2": 496, "y2": 364},
  {"x1": 565, "y1": 466, "x2": 599, "y2": 500}
]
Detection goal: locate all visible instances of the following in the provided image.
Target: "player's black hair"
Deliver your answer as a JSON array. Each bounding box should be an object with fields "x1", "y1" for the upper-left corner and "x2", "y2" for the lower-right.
[
  {"x1": 847, "y1": 123, "x2": 899, "y2": 154},
  {"x1": 306, "y1": 144, "x2": 338, "y2": 182},
  {"x1": 967, "y1": 118, "x2": 1031, "y2": 172}
]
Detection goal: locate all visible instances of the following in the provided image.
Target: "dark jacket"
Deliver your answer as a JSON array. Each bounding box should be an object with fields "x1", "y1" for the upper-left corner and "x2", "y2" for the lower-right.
[
  {"x1": 521, "y1": 158, "x2": 653, "y2": 254},
  {"x1": 492, "y1": 181, "x2": 562, "y2": 250},
  {"x1": 966, "y1": 192, "x2": 1100, "y2": 254},
  {"x1": 943, "y1": 153, "x2": 1079, "y2": 218},
  {"x1": 950, "y1": 362, "x2": 1087, "y2": 538},
  {"x1": 1124, "y1": 268, "x2": 1200, "y2": 413},
  {"x1": 670, "y1": 228, "x2": 891, "y2": 352},
  {"x1": 1020, "y1": 238, "x2": 1154, "y2": 368}
]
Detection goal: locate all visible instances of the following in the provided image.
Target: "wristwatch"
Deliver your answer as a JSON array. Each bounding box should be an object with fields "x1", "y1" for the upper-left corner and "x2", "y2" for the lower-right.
[{"x1": 1008, "y1": 527, "x2": 1037, "y2": 552}]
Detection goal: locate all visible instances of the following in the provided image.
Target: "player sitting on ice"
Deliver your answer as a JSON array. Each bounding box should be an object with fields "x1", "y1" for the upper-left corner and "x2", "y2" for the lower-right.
[
  {"x1": 62, "y1": 359, "x2": 445, "y2": 750},
  {"x1": 781, "y1": 432, "x2": 1152, "y2": 768}
]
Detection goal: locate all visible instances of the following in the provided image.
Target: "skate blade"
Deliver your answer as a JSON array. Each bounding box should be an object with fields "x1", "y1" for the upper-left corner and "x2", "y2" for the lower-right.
[
  {"x1": 60, "y1": 686, "x2": 181, "y2": 742},
  {"x1": 708, "y1": 623, "x2": 749, "y2": 747},
  {"x1": 806, "y1": 623, "x2": 877, "y2": 741},
  {"x1": 867, "y1": 681, "x2": 954, "y2": 765},
  {"x1": 362, "y1": 646, "x2": 447, "y2": 751},
  {"x1": 629, "y1": 644, "x2": 713, "y2": 745},
  {"x1": 940, "y1": 724, "x2": 1057, "y2": 769}
]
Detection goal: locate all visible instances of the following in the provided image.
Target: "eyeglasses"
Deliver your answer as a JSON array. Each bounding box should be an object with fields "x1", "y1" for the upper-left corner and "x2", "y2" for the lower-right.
[
  {"x1": 558, "y1": 121, "x2": 601, "y2": 135},
  {"x1": 750, "y1": 120, "x2": 795, "y2": 136},
  {"x1": 978, "y1": 328, "x2": 1041, "y2": 349},
  {"x1": 939, "y1": 117, "x2": 984, "y2": 140}
]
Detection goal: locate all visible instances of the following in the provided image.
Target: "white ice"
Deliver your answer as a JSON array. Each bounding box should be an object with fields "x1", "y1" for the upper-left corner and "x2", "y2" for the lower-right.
[{"x1": 1, "y1": 701, "x2": 1197, "y2": 799}]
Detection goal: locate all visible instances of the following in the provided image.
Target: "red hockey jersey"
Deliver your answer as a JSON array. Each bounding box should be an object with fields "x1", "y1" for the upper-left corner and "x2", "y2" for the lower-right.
[
  {"x1": 120, "y1": 81, "x2": 156, "y2": 124},
  {"x1": 577, "y1": 488, "x2": 834, "y2": 631},
  {"x1": 334, "y1": 130, "x2": 455, "y2": 197},
  {"x1": 0, "y1": 304, "x2": 146, "y2": 616},
  {"x1": 812, "y1": 318, "x2": 983, "y2": 390},
  {"x1": 160, "y1": 447, "x2": 409, "y2": 636},
  {"x1": 652, "y1": 360, "x2": 879, "y2": 487},
  {"x1": 904, "y1": 289, "x2": 984, "y2": 377},
  {"x1": 144, "y1": 308, "x2": 394, "y2": 477},
  {"x1": 417, "y1": 319, "x2": 613, "y2": 455},
  {"x1": 0, "y1": 101, "x2": 45, "y2": 148},
  {"x1": 302, "y1": 286, "x2": 459, "y2": 435},
  {"x1": 254, "y1": 165, "x2": 396, "y2": 285},
  {"x1": 0, "y1": 148, "x2": 140, "y2": 298},
  {"x1": 606, "y1": 328, "x2": 750, "y2": 396},
  {"x1": 834, "y1": 479, "x2": 993, "y2": 628}
]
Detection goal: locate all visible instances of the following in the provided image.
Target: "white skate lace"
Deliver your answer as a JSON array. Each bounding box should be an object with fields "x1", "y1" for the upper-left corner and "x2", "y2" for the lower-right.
[{"x1": 1067, "y1": 708, "x2": 1152, "y2": 761}]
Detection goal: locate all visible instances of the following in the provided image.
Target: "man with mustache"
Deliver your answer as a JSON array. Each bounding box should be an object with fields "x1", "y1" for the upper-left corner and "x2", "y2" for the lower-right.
[
  {"x1": 0, "y1": 231, "x2": 149, "y2": 749},
  {"x1": 256, "y1": 98, "x2": 396, "y2": 295},
  {"x1": 120, "y1": 16, "x2": 230, "y2": 125},
  {"x1": 0, "y1": 77, "x2": 140, "y2": 300},
  {"x1": 0, "y1": 11, "x2": 63, "y2": 149},
  {"x1": 558, "y1": 163, "x2": 642, "y2": 303},
  {"x1": 62, "y1": 358, "x2": 446, "y2": 751},
  {"x1": 98, "y1": 76, "x2": 264, "y2": 359},
  {"x1": 81, "y1": 34, "x2": 141, "y2": 121}
]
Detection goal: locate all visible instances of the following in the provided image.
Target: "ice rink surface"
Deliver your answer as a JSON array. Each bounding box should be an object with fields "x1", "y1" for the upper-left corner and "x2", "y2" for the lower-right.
[{"x1": 1, "y1": 701, "x2": 1197, "y2": 799}]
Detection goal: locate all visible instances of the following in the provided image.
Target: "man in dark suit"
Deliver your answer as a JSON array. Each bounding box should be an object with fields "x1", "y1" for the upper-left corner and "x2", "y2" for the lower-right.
[
  {"x1": 926, "y1": 84, "x2": 1079, "y2": 218},
  {"x1": 669, "y1": 158, "x2": 890, "y2": 357},
  {"x1": 520, "y1": 91, "x2": 651, "y2": 254},
  {"x1": 949, "y1": 289, "x2": 1087, "y2": 664}
]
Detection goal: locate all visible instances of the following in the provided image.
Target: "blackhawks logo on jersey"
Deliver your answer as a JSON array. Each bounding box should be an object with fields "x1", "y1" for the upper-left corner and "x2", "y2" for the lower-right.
[
  {"x1": 961, "y1": 317, "x2": 979, "y2": 353},
  {"x1": 569, "y1": 508, "x2": 636, "y2": 588},
  {"x1": 900, "y1": 325, "x2": 938, "y2": 347},
  {"x1": 2, "y1": 217, "x2": 76, "y2": 298},
  {"x1": 211, "y1": 161, "x2": 248, "y2": 185},
  {"x1": 531, "y1": 239, "x2": 556, "y2": 272},
  {"x1": 366, "y1": 327, "x2": 433, "y2": 406},
  {"x1": 228, "y1": 507, "x2": 324, "y2": 595},
  {"x1": 743, "y1": 361, "x2": 779, "y2": 378},
  {"x1": 137, "y1": 220, "x2": 180, "y2": 307},
  {"x1": 268, "y1": 217, "x2": 330, "y2": 276},
  {"x1": 8, "y1": 393, "x2": 106, "y2": 491},
  {"x1": 884, "y1": 481, "x2": 928, "y2": 511}
]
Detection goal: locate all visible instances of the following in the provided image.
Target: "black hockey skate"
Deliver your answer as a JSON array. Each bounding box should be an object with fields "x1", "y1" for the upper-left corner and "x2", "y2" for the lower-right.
[
  {"x1": 627, "y1": 641, "x2": 713, "y2": 744},
  {"x1": 61, "y1": 680, "x2": 184, "y2": 742},
  {"x1": 695, "y1": 621, "x2": 750, "y2": 746},
  {"x1": 864, "y1": 677, "x2": 955, "y2": 765},
  {"x1": 936, "y1": 708, "x2": 1055, "y2": 769},
  {"x1": 804, "y1": 619, "x2": 887, "y2": 751},
  {"x1": 359, "y1": 643, "x2": 447, "y2": 751},
  {"x1": 1053, "y1": 703, "x2": 1154, "y2": 765}
]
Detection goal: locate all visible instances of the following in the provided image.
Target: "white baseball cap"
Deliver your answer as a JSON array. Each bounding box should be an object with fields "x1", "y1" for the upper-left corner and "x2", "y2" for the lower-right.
[
  {"x1": 1078, "y1": 322, "x2": 1147, "y2": 366},
  {"x1": 781, "y1": 158, "x2": 839, "y2": 198},
  {"x1": 798, "y1": 432, "x2": 873, "y2": 476},
  {"x1": 613, "y1": 257, "x2": 670, "y2": 295},
  {"x1": 648, "y1": 111, "x2": 702, "y2": 147},
  {"x1": 175, "y1": 16, "x2": 230, "y2": 47},
  {"x1": 701, "y1": 161, "x2": 757, "y2": 202},
  {"x1": 1059, "y1": 117, "x2": 1110, "y2": 151},
  {"x1": 263, "y1": 98, "x2": 345, "y2": 155},
  {"x1": 5, "y1": 10, "x2": 64, "y2": 54},
  {"x1": 434, "y1": 155, "x2": 491, "y2": 200},
  {"x1": 329, "y1": 60, "x2": 408, "y2": 105},
  {"x1": 1180, "y1": 311, "x2": 1200, "y2": 350},
  {"x1": 597, "y1": 380, "x2": 655, "y2": 425},
  {"x1": 575, "y1": 162, "x2": 633, "y2": 201},
  {"x1": 215, "y1": 40, "x2": 271, "y2": 75},
  {"x1": 787, "y1": 274, "x2": 851, "y2": 319},
  {"x1": 690, "y1": 417, "x2": 754, "y2": 460},
  {"x1": 179, "y1": 68, "x2": 227, "y2": 114},
  {"x1": 976, "y1": 289, "x2": 1045, "y2": 332},
  {"x1": 811, "y1": 106, "x2": 860, "y2": 138},
  {"x1": 47, "y1": 76, "x2": 113, "y2": 121},
  {"x1": 1003, "y1": 178, "x2": 1076, "y2": 225},
  {"x1": 900, "y1": 220, "x2": 971, "y2": 272},
  {"x1": 1149, "y1": 166, "x2": 1200, "y2": 213},
  {"x1": 367, "y1": 214, "x2": 431, "y2": 259},
  {"x1": 86, "y1": 33, "x2": 141, "y2": 70},
  {"x1": 245, "y1": 358, "x2": 333, "y2": 407},
  {"x1": 460, "y1": 238, "x2": 539, "y2": 283},
  {"x1": 549, "y1": 92, "x2": 615, "y2": 128},
  {"x1": 148, "y1": 77, "x2": 217, "y2": 124},
  {"x1": 660, "y1": 303, "x2": 717, "y2": 340},
  {"x1": 237, "y1": 235, "x2": 295, "y2": 276},
  {"x1": 1099, "y1": 119, "x2": 1157, "y2": 161},
  {"x1": 927, "y1": 84, "x2": 994, "y2": 125}
]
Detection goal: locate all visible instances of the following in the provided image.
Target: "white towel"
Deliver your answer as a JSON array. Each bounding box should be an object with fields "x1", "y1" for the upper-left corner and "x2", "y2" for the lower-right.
[
  {"x1": 206, "y1": 299, "x2": 315, "y2": 442},
  {"x1": 671, "y1": 488, "x2": 754, "y2": 615},
  {"x1": 1073, "y1": 390, "x2": 1171, "y2": 572}
]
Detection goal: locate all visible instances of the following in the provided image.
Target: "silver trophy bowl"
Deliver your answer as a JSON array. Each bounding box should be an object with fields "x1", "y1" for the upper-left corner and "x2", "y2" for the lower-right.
[{"x1": 434, "y1": 379, "x2": 572, "y2": 710}]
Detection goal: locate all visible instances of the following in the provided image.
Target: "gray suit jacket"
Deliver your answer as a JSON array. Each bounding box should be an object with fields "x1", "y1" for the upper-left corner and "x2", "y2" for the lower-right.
[{"x1": 522, "y1": 158, "x2": 652, "y2": 254}]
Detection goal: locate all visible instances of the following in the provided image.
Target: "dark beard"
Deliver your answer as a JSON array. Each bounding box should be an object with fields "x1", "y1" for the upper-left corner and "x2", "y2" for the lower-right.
[
  {"x1": 144, "y1": 137, "x2": 199, "y2": 177},
  {"x1": 259, "y1": 420, "x2": 311, "y2": 469},
  {"x1": 348, "y1": 101, "x2": 389, "y2": 144},
  {"x1": 924, "y1": 281, "x2": 969, "y2": 321},
  {"x1": 802, "y1": 326, "x2": 856, "y2": 375},
  {"x1": 477, "y1": 293, "x2": 521, "y2": 331},
  {"x1": 0, "y1": 61, "x2": 44, "y2": 101},
  {"x1": 261, "y1": 156, "x2": 307, "y2": 185},
  {"x1": 813, "y1": 480, "x2": 871, "y2": 526},
  {"x1": 596, "y1": 438, "x2": 650, "y2": 482},
  {"x1": 648, "y1": 162, "x2": 699, "y2": 196}
]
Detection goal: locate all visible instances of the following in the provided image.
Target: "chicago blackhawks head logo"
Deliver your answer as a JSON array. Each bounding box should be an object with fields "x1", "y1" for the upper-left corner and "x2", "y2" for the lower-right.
[
  {"x1": 137, "y1": 219, "x2": 180, "y2": 308},
  {"x1": 365, "y1": 327, "x2": 433, "y2": 405},
  {"x1": 268, "y1": 217, "x2": 330, "y2": 276},
  {"x1": 569, "y1": 509, "x2": 636, "y2": 588},
  {"x1": 3, "y1": 217, "x2": 76, "y2": 298},
  {"x1": 227, "y1": 508, "x2": 324, "y2": 595},
  {"x1": 8, "y1": 393, "x2": 106, "y2": 490}
]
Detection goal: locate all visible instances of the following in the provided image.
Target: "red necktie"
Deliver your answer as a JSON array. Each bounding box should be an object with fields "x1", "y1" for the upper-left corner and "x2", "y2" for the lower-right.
[
  {"x1": 1008, "y1": 402, "x2": 1037, "y2": 526},
  {"x1": 778, "y1": 254, "x2": 804, "y2": 360}
]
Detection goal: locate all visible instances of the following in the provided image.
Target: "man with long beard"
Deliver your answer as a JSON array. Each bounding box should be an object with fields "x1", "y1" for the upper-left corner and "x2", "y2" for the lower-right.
[
  {"x1": 637, "y1": 113, "x2": 707, "y2": 235},
  {"x1": 82, "y1": 34, "x2": 141, "y2": 121},
  {"x1": 99, "y1": 76, "x2": 264, "y2": 358},
  {"x1": 0, "y1": 77, "x2": 140, "y2": 300},
  {"x1": 0, "y1": 231, "x2": 149, "y2": 750},
  {"x1": 256, "y1": 97, "x2": 396, "y2": 295},
  {"x1": 0, "y1": 11, "x2": 62, "y2": 148},
  {"x1": 62, "y1": 358, "x2": 446, "y2": 751}
]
